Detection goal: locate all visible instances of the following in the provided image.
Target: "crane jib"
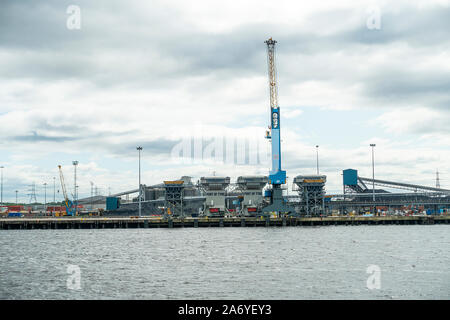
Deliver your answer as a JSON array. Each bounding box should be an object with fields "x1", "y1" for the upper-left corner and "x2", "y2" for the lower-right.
[{"x1": 58, "y1": 165, "x2": 76, "y2": 216}]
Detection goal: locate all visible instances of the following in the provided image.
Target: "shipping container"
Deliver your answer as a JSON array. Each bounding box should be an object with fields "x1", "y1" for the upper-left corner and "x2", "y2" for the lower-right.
[
  {"x1": 7, "y1": 205, "x2": 24, "y2": 212},
  {"x1": 106, "y1": 197, "x2": 120, "y2": 211},
  {"x1": 8, "y1": 212, "x2": 23, "y2": 217}
]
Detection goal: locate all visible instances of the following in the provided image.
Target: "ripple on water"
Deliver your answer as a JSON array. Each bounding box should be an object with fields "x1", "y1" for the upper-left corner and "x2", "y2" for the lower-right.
[{"x1": 0, "y1": 226, "x2": 449, "y2": 299}]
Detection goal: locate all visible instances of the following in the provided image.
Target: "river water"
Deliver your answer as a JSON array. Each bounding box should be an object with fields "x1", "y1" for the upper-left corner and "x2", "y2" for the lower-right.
[{"x1": 0, "y1": 225, "x2": 449, "y2": 299}]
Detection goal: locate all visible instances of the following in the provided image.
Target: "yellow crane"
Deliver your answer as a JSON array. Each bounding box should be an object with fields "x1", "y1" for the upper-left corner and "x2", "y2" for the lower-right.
[{"x1": 58, "y1": 165, "x2": 76, "y2": 216}]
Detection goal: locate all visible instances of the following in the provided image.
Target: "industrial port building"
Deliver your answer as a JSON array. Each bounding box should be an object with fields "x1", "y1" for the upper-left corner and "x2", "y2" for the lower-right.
[
  {"x1": 4, "y1": 38, "x2": 448, "y2": 219},
  {"x1": 97, "y1": 169, "x2": 449, "y2": 217}
]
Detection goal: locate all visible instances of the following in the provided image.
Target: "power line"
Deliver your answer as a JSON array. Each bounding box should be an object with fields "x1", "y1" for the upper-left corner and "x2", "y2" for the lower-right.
[{"x1": 28, "y1": 182, "x2": 37, "y2": 204}]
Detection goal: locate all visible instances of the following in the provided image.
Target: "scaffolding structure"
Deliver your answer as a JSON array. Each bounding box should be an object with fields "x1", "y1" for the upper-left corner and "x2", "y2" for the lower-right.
[
  {"x1": 164, "y1": 180, "x2": 185, "y2": 218},
  {"x1": 293, "y1": 175, "x2": 327, "y2": 216}
]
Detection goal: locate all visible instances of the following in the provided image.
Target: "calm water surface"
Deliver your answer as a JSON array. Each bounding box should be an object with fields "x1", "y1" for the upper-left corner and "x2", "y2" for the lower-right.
[{"x1": 0, "y1": 225, "x2": 449, "y2": 299}]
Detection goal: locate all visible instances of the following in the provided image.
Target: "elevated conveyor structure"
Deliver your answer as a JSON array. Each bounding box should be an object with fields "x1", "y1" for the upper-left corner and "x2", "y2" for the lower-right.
[
  {"x1": 339, "y1": 169, "x2": 450, "y2": 214},
  {"x1": 358, "y1": 177, "x2": 450, "y2": 194},
  {"x1": 343, "y1": 169, "x2": 450, "y2": 194}
]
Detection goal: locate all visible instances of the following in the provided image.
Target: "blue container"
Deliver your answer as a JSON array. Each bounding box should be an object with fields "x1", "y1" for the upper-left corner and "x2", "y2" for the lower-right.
[
  {"x1": 343, "y1": 169, "x2": 358, "y2": 186},
  {"x1": 106, "y1": 197, "x2": 120, "y2": 211},
  {"x1": 8, "y1": 212, "x2": 22, "y2": 217}
]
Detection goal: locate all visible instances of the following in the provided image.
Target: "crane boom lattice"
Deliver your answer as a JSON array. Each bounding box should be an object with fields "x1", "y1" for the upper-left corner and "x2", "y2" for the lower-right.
[
  {"x1": 58, "y1": 165, "x2": 75, "y2": 216},
  {"x1": 265, "y1": 38, "x2": 279, "y2": 111}
]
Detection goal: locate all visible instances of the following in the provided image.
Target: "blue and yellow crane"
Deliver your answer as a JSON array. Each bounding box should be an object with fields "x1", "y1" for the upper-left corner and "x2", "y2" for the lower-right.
[
  {"x1": 262, "y1": 38, "x2": 294, "y2": 216},
  {"x1": 58, "y1": 165, "x2": 76, "y2": 216}
]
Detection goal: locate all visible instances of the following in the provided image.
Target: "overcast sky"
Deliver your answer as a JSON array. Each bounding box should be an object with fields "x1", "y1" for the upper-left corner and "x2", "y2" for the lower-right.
[{"x1": 0, "y1": 0, "x2": 449, "y2": 203}]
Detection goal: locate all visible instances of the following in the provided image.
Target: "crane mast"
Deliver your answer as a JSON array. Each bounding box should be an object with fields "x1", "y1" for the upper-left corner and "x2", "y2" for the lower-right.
[
  {"x1": 262, "y1": 38, "x2": 292, "y2": 216},
  {"x1": 264, "y1": 38, "x2": 285, "y2": 185}
]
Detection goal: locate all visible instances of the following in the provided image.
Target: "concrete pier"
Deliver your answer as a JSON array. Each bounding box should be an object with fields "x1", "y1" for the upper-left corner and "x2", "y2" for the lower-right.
[{"x1": 0, "y1": 216, "x2": 449, "y2": 230}]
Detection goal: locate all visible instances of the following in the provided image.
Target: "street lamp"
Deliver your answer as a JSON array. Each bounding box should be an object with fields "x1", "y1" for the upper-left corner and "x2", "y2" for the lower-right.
[
  {"x1": 90, "y1": 181, "x2": 94, "y2": 212},
  {"x1": 370, "y1": 144, "x2": 376, "y2": 213},
  {"x1": 286, "y1": 176, "x2": 289, "y2": 196},
  {"x1": 43, "y1": 182, "x2": 47, "y2": 213},
  {"x1": 15, "y1": 190, "x2": 18, "y2": 204},
  {"x1": 137, "y1": 146, "x2": 143, "y2": 217},
  {"x1": 0, "y1": 166, "x2": 4, "y2": 206},
  {"x1": 72, "y1": 161, "x2": 78, "y2": 215},
  {"x1": 53, "y1": 177, "x2": 56, "y2": 204},
  {"x1": 316, "y1": 145, "x2": 319, "y2": 175}
]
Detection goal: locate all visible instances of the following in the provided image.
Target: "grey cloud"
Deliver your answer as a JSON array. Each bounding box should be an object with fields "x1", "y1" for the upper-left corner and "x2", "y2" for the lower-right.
[
  {"x1": 6, "y1": 129, "x2": 180, "y2": 160},
  {"x1": 304, "y1": 6, "x2": 450, "y2": 48},
  {"x1": 12, "y1": 131, "x2": 78, "y2": 142},
  {"x1": 1, "y1": 1, "x2": 449, "y2": 99},
  {"x1": 90, "y1": 138, "x2": 180, "y2": 158},
  {"x1": 1, "y1": 1, "x2": 449, "y2": 145},
  {"x1": 363, "y1": 71, "x2": 450, "y2": 109}
]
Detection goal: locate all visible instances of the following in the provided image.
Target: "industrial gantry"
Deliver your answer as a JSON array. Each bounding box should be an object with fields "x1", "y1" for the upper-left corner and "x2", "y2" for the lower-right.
[
  {"x1": 164, "y1": 180, "x2": 185, "y2": 218},
  {"x1": 262, "y1": 38, "x2": 294, "y2": 216},
  {"x1": 293, "y1": 175, "x2": 327, "y2": 216}
]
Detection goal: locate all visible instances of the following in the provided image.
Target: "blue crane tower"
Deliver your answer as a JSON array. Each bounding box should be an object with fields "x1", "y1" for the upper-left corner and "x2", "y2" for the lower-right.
[{"x1": 262, "y1": 38, "x2": 294, "y2": 216}]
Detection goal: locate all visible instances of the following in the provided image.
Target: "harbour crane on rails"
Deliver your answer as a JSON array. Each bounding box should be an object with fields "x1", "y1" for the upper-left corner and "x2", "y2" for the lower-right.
[
  {"x1": 262, "y1": 38, "x2": 294, "y2": 216},
  {"x1": 58, "y1": 165, "x2": 76, "y2": 216}
]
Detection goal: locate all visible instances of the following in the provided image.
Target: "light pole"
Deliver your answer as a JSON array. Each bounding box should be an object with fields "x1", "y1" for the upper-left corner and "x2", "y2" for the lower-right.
[
  {"x1": 286, "y1": 176, "x2": 289, "y2": 196},
  {"x1": 370, "y1": 144, "x2": 376, "y2": 213},
  {"x1": 137, "y1": 146, "x2": 143, "y2": 217},
  {"x1": 15, "y1": 190, "x2": 18, "y2": 204},
  {"x1": 43, "y1": 182, "x2": 47, "y2": 213},
  {"x1": 0, "y1": 166, "x2": 4, "y2": 206},
  {"x1": 90, "y1": 181, "x2": 94, "y2": 212},
  {"x1": 72, "y1": 161, "x2": 79, "y2": 215},
  {"x1": 53, "y1": 177, "x2": 56, "y2": 204},
  {"x1": 316, "y1": 145, "x2": 319, "y2": 175}
]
